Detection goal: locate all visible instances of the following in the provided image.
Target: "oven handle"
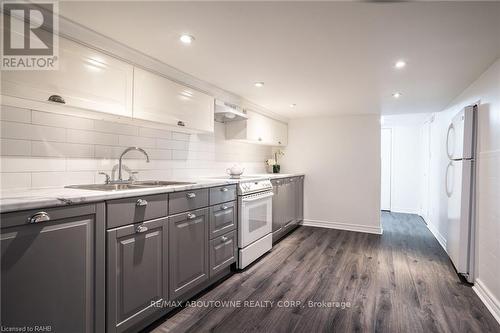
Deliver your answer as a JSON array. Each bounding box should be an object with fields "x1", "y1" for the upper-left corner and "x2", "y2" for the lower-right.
[{"x1": 241, "y1": 192, "x2": 274, "y2": 202}]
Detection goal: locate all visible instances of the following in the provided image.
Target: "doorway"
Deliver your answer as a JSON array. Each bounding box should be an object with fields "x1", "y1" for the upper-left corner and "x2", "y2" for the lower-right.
[{"x1": 381, "y1": 128, "x2": 392, "y2": 211}]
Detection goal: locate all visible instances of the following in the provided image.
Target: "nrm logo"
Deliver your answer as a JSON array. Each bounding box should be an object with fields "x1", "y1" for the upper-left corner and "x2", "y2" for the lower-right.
[{"x1": 2, "y1": 2, "x2": 55, "y2": 56}]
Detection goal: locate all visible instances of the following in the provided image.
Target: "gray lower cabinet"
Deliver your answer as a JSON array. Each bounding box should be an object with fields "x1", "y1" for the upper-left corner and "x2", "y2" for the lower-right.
[
  {"x1": 210, "y1": 230, "x2": 237, "y2": 277},
  {"x1": 107, "y1": 217, "x2": 168, "y2": 333},
  {"x1": 169, "y1": 208, "x2": 209, "y2": 300},
  {"x1": 0, "y1": 204, "x2": 105, "y2": 333}
]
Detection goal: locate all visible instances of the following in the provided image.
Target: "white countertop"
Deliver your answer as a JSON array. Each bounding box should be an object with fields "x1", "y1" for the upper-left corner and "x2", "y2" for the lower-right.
[{"x1": 0, "y1": 173, "x2": 304, "y2": 213}]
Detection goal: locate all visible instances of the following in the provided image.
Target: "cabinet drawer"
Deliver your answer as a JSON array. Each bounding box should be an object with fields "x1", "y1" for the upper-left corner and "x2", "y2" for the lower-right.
[
  {"x1": 209, "y1": 201, "x2": 236, "y2": 239},
  {"x1": 209, "y1": 185, "x2": 237, "y2": 205},
  {"x1": 107, "y1": 194, "x2": 167, "y2": 229},
  {"x1": 169, "y1": 189, "x2": 209, "y2": 215},
  {"x1": 210, "y1": 230, "x2": 236, "y2": 277}
]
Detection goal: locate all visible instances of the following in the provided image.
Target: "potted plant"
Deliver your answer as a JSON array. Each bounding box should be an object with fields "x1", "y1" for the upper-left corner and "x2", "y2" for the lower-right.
[{"x1": 266, "y1": 150, "x2": 285, "y2": 173}]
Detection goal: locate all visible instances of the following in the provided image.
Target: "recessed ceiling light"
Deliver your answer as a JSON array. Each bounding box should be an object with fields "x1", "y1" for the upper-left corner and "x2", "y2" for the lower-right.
[
  {"x1": 180, "y1": 34, "x2": 195, "y2": 44},
  {"x1": 392, "y1": 92, "x2": 402, "y2": 98},
  {"x1": 254, "y1": 82, "x2": 264, "y2": 88},
  {"x1": 394, "y1": 60, "x2": 406, "y2": 69},
  {"x1": 290, "y1": 103, "x2": 296, "y2": 108}
]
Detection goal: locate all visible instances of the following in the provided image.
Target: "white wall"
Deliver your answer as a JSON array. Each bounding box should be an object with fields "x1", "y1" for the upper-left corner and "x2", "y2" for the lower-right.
[
  {"x1": 382, "y1": 114, "x2": 430, "y2": 214},
  {"x1": 426, "y1": 58, "x2": 500, "y2": 322},
  {"x1": 0, "y1": 105, "x2": 272, "y2": 189},
  {"x1": 280, "y1": 115, "x2": 382, "y2": 234}
]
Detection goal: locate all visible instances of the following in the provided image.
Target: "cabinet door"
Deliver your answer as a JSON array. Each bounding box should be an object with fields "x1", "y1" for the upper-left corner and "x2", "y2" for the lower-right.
[
  {"x1": 272, "y1": 120, "x2": 288, "y2": 146},
  {"x1": 1, "y1": 37, "x2": 133, "y2": 117},
  {"x1": 133, "y1": 68, "x2": 214, "y2": 133},
  {"x1": 107, "y1": 218, "x2": 168, "y2": 333},
  {"x1": 246, "y1": 111, "x2": 273, "y2": 144},
  {"x1": 1, "y1": 204, "x2": 105, "y2": 333},
  {"x1": 169, "y1": 208, "x2": 209, "y2": 300},
  {"x1": 209, "y1": 230, "x2": 236, "y2": 277}
]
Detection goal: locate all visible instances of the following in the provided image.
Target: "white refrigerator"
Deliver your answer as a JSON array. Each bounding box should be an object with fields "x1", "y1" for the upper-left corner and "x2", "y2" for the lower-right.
[{"x1": 445, "y1": 105, "x2": 477, "y2": 283}]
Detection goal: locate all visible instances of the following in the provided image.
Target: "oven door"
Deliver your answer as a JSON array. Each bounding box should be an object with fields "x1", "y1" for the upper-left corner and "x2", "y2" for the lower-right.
[{"x1": 238, "y1": 191, "x2": 273, "y2": 248}]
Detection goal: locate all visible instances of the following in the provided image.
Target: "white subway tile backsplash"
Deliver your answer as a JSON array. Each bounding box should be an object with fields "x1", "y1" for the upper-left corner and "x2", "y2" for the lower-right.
[
  {"x1": 0, "y1": 105, "x2": 271, "y2": 189},
  {"x1": 118, "y1": 135, "x2": 156, "y2": 148},
  {"x1": 1, "y1": 157, "x2": 66, "y2": 172},
  {"x1": 0, "y1": 105, "x2": 31, "y2": 123},
  {"x1": 94, "y1": 120, "x2": 139, "y2": 136},
  {"x1": 1, "y1": 121, "x2": 66, "y2": 142},
  {"x1": 0, "y1": 139, "x2": 31, "y2": 156},
  {"x1": 67, "y1": 129, "x2": 118, "y2": 145},
  {"x1": 32, "y1": 171, "x2": 95, "y2": 188},
  {"x1": 0, "y1": 172, "x2": 31, "y2": 189},
  {"x1": 32, "y1": 111, "x2": 94, "y2": 130},
  {"x1": 172, "y1": 132, "x2": 190, "y2": 141},
  {"x1": 156, "y1": 139, "x2": 188, "y2": 150},
  {"x1": 139, "y1": 127, "x2": 172, "y2": 139},
  {"x1": 32, "y1": 141, "x2": 94, "y2": 158},
  {"x1": 172, "y1": 150, "x2": 189, "y2": 160}
]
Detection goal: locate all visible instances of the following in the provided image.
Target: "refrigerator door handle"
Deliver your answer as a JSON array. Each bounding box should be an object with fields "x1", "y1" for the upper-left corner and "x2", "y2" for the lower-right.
[
  {"x1": 446, "y1": 123, "x2": 455, "y2": 160},
  {"x1": 445, "y1": 161, "x2": 454, "y2": 198}
]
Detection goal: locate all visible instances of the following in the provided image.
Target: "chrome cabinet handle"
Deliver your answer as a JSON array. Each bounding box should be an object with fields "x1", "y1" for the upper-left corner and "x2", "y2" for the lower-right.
[
  {"x1": 136, "y1": 199, "x2": 148, "y2": 206},
  {"x1": 221, "y1": 236, "x2": 228, "y2": 242},
  {"x1": 186, "y1": 192, "x2": 196, "y2": 199},
  {"x1": 221, "y1": 205, "x2": 229, "y2": 210},
  {"x1": 258, "y1": 137, "x2": 262, "y2": 141},
  {"x1": 187, "y1": 213, "x2": 197, "y2": 220},
  {"x1": 177, "y1": 121, "x2": 186, "y2": 127},
  {"x1": 220, "y1": 187, "x2": 228, "y2": 192},
  {"x1": 29, "y1": 212, "x2": 50, "y2": 224},
  {"x1": 48, "y1": 94, "x2": 66, "y2": 104},
  {"x1": 136, "y1": 224, "x2": 148, "y2": 233}
]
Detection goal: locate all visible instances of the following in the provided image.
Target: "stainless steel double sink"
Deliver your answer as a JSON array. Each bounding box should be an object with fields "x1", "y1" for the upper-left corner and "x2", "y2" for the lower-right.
[{"x1": 65, "y1": 180, "x2": 196, "y2": 192}]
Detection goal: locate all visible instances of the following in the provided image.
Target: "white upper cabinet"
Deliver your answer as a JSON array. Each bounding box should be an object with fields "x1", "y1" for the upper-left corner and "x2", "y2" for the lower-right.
[
  {"x1": 133, "y1": 68, "x2": 215, "y2": 133},
  {"x1": 226, "y1": 110, "x2": 288, "y2": 146},
  {"x1": 1, "y1": 37, "x2": 134, "y2": 117}
]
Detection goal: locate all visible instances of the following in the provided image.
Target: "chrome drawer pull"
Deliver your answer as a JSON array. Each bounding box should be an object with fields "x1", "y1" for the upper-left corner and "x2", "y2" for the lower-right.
[
  {"x1": 220, "y1": 187, "x2": 229, "y2": 192},
  {"x1": 221, "y1": 205, "x2": 229, "y2": 210},
  {"x1": 221, "y1": 236, "x2": 228, "y2": 242},
  {"x1": 136, "y1": 199, "x2": 148, "y2": 206},
  {"x1": 186, "y1": 192, "x2": 196, "y2": 199},
  {"x1": 136, "y1": 224, "x2": 148, "y2": 233},
  {"x1": 29, "y1": 212, "x2": 50, "y2": 224},
  {"x1": 187, "y1": 213, "x2": 197, "y2": 220}
]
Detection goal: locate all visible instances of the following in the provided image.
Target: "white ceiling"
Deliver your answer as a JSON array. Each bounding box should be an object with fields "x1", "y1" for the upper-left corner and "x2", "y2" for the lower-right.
[{"x1": 60, "y1": 1, "x2": 500, "y2": 118}]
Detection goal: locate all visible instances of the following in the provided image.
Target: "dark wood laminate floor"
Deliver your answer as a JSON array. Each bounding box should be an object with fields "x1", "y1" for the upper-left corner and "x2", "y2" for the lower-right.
[{"x1": 150, "y1": 212, "x2": 500, "y2": 333}]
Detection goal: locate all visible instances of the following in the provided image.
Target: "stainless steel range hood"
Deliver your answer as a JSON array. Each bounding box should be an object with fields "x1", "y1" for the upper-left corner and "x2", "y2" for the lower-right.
[{"x1": 214, "y1": 99, "x2": 248, "y2": 122}]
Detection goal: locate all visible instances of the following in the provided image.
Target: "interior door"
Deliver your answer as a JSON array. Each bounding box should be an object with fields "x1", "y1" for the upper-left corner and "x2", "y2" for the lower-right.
[{"x1": 380, "y1": 128, "x2": 392, "y2": 211}]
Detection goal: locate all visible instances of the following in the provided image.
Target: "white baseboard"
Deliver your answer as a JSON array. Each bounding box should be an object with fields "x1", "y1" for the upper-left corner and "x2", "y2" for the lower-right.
[
  {"x1": 301, "y1": 219, "x2": 383, "y2": 235},
  {"x1": 425, "y1": 220, "x2": 447, "y2": 252},
  {"x1": 473, "y1": 279, "x2": 500, "y2": 325}
]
